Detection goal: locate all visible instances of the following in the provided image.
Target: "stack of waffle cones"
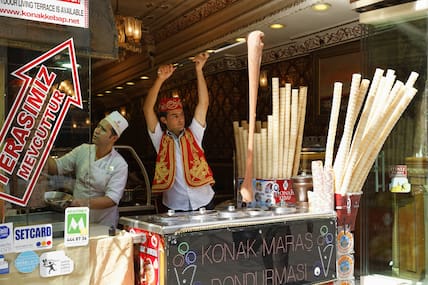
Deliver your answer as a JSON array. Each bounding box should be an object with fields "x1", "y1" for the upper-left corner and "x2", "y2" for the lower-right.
[
  {"x1": 234, "y1": 79, "x2": 307, "y2": 180},
  {"x1": 309, "y1": 68, "x2": 419, "y2": 213}
]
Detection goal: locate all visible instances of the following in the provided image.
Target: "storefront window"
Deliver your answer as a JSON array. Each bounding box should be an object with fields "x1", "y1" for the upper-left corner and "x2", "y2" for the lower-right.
[
  {"x1": 359, "y1": 16, "x2": 428, "y2": 282},
  {"x1": 0, "y1": 2, "x2": 96, "y2": 282}
]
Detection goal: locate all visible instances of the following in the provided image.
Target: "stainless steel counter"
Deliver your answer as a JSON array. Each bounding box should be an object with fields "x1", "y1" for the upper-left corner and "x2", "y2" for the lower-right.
[{"x1": 119, "y1": 205, "x2": 336, "y2": 234}]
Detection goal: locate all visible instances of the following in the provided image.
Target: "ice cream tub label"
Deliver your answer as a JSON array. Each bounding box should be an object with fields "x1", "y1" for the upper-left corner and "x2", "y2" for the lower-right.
[
  {"x1": 237, "y1": 178, "x2": 296, "y2": 208},
  {"x1": 389, "y1": 165, "x2": 411, "y2": 193}
]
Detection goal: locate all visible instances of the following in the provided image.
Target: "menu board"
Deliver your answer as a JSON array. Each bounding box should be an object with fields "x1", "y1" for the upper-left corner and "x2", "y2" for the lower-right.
[{"x1": 166, "y1": 217, "x2": 336, "y2": 284}]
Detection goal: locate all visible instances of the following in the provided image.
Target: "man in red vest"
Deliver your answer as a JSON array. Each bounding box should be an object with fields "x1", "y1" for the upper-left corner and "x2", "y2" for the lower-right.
[{"x1": 143, "y1": 52, "x2": 215, "y2": 212}]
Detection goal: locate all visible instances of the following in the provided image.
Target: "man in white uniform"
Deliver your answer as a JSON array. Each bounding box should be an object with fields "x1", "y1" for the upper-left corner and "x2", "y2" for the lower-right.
[{"x1": 48, "y1": 111, "x2": 129, "y2": 226}]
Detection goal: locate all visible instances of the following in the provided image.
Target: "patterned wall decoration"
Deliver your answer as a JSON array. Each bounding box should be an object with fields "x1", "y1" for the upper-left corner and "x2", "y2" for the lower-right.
[{"x1": 262, "y1": 20, "x2": 362, "y2": 64}]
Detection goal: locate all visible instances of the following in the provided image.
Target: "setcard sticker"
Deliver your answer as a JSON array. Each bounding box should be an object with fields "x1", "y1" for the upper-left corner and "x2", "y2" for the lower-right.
[
  {"x1": 64, "y1": 207, "x2": 89, "y2": 247},
  {"x1": 13, "y1": 224, "x2": 53, "y2": 252},
  {"x1": 40, "y1": 250, "x2": 74, "y2": 277},
  {"x1": 15, "y1": 251, "x2": 39, "y2": 273},
  {"x1": 0, "y1": 223, "x2": 14, "y2": 254},
  {"x1": 0, "y1": 38, "x2": 82, "y2": 207}
]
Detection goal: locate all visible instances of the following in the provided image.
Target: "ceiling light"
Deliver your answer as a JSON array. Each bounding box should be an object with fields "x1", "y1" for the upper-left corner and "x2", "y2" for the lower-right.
[
  {"x1": 140, "y1": 76, "x2": 149, "y2": 80},
  {"x1": 236, "y1": 37, "x2": 246, "y2": 43},
  {"x1": 311, "y1": 1, "x2": 331, "y2": 12},
  {"x1": 96, "y1": 93, "x2": 104, "y2": 97},
  {"x1": 120, "y1": 107, "x2": 127, "y2": 116},
  {"x1": 270, "y1": 23, "x2": 284, "y2": 29},
  {"x1": 105, "y1": 90, "x2": 112, "y2": 94},
  {"x1": 126, "y1": 81, "x2": 135, "y2": 86},
  {"x1": 115, "y1": 86, "x2": 124, "y2": 90},
  {"x1": 115, "y1": 0, "x2": 143, "y2": 54},
  {"x1": 259, "y1": 70, "x2": 268, "y2": 88}
]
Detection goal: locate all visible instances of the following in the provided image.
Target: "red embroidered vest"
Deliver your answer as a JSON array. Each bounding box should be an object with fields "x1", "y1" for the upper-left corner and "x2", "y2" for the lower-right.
[{"x1": 152, "y1": 129, "x2": 215, "y2": 192}]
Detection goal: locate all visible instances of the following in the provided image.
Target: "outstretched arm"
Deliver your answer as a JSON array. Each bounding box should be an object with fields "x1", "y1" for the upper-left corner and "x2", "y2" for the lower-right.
[
  {"x1": 193, "y1": 52, "x2": 210, "y2": 127},
  {"x1": 142, "y1": 64, "x2": 176, "y2": 133}
]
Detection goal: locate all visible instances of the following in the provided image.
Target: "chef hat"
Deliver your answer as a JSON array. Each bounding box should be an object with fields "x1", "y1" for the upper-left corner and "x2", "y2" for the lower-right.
[
  {"x1": 159, "y1": 97, "x2": 183, "y2": 113},
  {"x1": 105, "y1": 111, "x2": 129, "y2": 137}
]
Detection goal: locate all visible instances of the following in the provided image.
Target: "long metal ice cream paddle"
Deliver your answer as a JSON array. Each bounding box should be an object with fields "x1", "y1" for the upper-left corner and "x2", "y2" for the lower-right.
[{"x1": 173, "y1": 40, "x2": 246, "y2": 67}]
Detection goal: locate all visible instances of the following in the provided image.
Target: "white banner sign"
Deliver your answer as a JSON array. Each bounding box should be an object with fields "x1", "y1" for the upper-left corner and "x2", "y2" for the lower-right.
[{"x1": 0, "y1": 0, "x2": 88, "y2": 28}]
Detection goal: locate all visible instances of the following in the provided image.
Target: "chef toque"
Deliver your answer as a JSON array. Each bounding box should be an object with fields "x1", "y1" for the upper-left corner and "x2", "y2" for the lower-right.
[{"x1": 105, "y1": 111, "x2": 129, "y2": 137}]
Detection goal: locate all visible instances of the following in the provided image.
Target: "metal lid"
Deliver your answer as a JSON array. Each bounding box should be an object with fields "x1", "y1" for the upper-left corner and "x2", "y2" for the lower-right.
[
  {"x1": 271, "y1": 205, "x2": 297, "y2": 215},
  {"x1": 218, "y1": 206, "x2": 248, "y2": 219},
  {"x1": 291, "y1": 173, "x2": 313, "y2": 183}
]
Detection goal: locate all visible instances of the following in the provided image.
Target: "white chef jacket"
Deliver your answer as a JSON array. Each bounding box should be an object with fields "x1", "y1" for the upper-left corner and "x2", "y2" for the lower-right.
[
  {"x1": 148, "y1": 119, "x2": 214, "y2": 210},
  {"x1": 55, "y1": 144, "x2": 128, "y2": 226}
]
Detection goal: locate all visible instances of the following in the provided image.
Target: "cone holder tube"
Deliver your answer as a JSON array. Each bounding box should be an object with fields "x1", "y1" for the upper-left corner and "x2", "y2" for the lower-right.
[{"x1": 335, "y1": 192, "x2": 362, "y2": 231}]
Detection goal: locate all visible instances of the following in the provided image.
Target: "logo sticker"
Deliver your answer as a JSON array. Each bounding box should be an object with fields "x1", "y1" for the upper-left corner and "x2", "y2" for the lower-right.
[
  {"x1": 0, "y1": 223, "x2": 13, "y2": 254},
  {"x1": 0, "y1": 255, "x2": 9, "y2": 274},
  {"x1": 40, "y1": 250, "x2": 74, "y2": 277},
  {"x1": 64, "y1": 207, "x2": 89, "y2": 247},
  {"x1": 13, "y1": 224, "x2": 53, "y2": 252},
  {"x1": 15, "y1": 251, "x2": 39, "y2": 273}
]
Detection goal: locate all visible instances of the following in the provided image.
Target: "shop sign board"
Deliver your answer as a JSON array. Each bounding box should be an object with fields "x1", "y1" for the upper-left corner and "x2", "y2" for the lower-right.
[
  {"x1": 167, "y1": 218, "x2": 336, "y2": 284},
  {"x1": 0, "y1": 0, "x2": 89, "y2": 28},
  {"x1": 0, "y1": 38, "x2": 82, "y2": 206}
]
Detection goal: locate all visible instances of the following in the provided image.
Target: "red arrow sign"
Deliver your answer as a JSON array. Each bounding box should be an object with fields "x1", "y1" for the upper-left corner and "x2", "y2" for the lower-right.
[{"x1": 0, "y1": 38, "x2": 82, "y2": 206}]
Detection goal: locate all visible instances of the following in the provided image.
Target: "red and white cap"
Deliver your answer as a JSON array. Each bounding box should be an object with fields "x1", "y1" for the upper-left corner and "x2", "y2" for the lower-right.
[
  {"x1": 158, "y1": 97, "x2": 183, "y2": 113},
  {"x1": 105, "y1": 111, "x2": 129, "y2": 136}
]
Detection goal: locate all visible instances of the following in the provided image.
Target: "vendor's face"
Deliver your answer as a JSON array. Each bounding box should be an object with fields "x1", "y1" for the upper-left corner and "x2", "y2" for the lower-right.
[
  {"x1": 162, "y1": 109, "x2": 185, "y2": 136},
  {"x1": 92, "y1": 119, "x2": 117, "y2": 146}
]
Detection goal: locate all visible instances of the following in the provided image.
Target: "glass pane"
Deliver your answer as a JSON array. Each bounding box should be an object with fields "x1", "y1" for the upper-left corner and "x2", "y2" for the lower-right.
[
  {"x1": 0, "y1": 8, "x2": 91, "y2": 284},
  {"x1": 359, "y1": 16, "x2": 428, "y2": 282}
]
